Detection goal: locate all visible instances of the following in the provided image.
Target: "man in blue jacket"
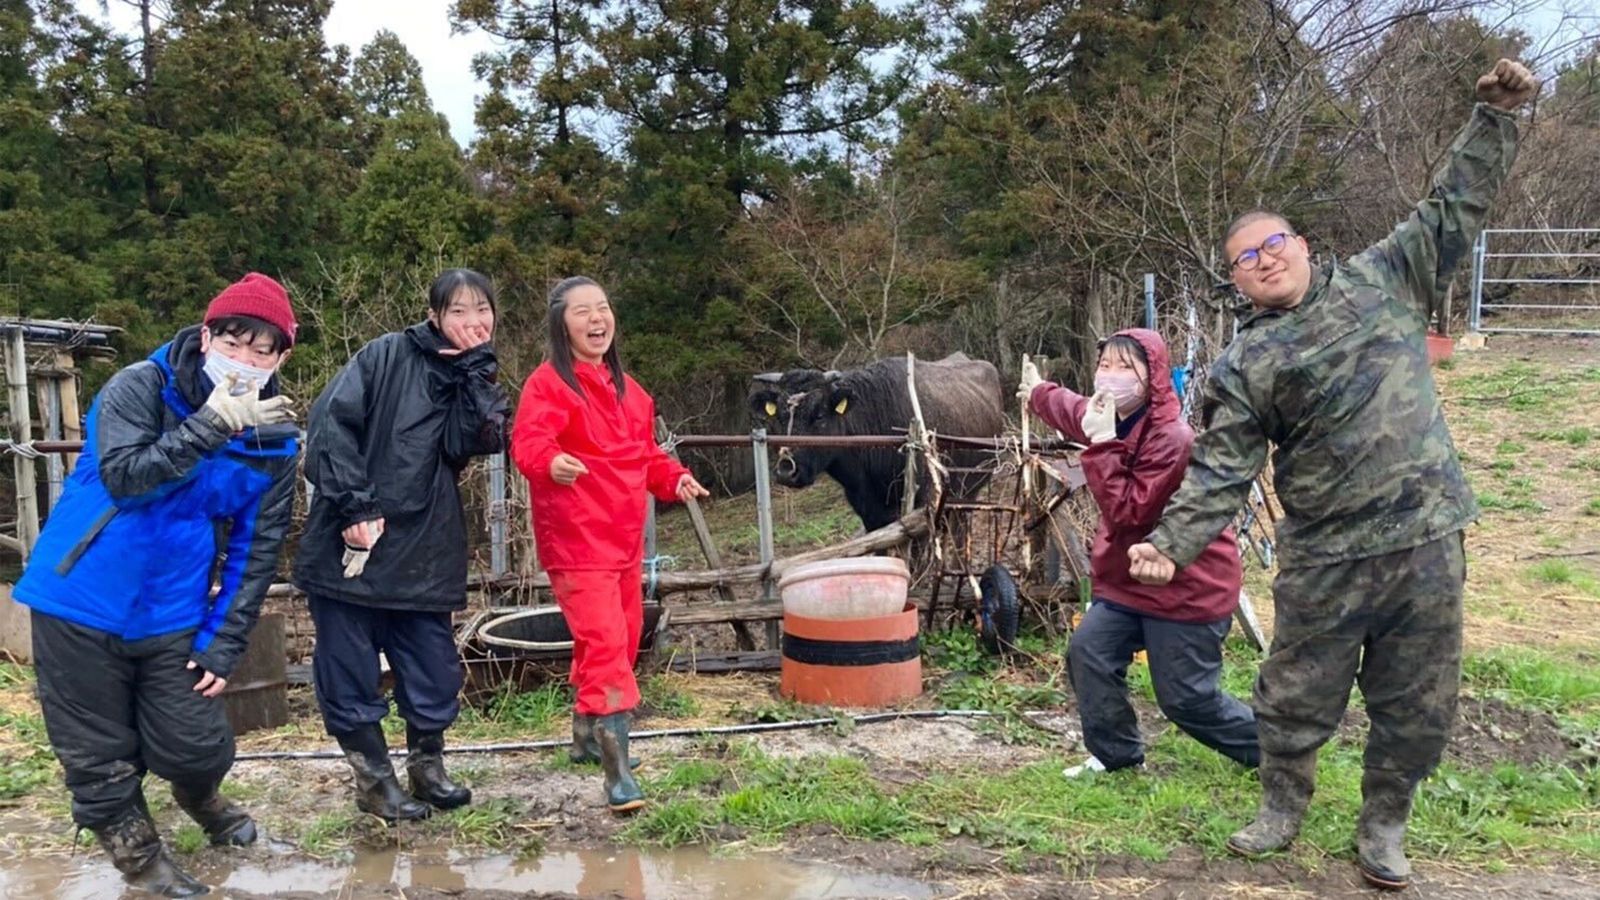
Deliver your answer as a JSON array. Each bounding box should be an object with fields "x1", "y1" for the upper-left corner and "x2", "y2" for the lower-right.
[{"x1": 13, "y1": 273, "x2": 300, "y2": 898}]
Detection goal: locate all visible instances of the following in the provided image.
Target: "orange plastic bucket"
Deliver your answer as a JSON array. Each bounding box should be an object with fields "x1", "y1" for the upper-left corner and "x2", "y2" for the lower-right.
[{"x1": 779, "y1": 603, "x2": 923, "y2": 708}]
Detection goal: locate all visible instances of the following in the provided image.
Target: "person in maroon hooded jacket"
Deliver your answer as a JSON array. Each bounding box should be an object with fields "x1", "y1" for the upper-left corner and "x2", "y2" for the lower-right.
[{"x1": 1021, "y1": 329, "x2": 1258, "y2": 775}]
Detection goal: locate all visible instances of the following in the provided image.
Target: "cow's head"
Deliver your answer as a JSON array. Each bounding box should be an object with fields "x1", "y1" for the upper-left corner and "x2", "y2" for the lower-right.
[
  {"x1": 767, "y1": 373, "x2": 860, "y2": 489},
  {"x1": 747, "y1": 368, "x2": 833, "y2": 432}
]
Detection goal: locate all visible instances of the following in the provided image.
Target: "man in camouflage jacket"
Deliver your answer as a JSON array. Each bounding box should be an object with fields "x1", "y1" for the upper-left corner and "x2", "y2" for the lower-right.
[{"x1": 1126, "y1": 59, "x2": 1541, "y2": 891}]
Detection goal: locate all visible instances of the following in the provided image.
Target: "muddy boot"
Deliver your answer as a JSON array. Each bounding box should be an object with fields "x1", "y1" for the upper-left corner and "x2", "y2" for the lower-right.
[
  {"x1": 1357, "y1": 770, "x2": 1416, "y2": 891},
  {"x1": 92, "y1": 805, "x2": 210, "y2": 897},
  {"x1": 336, "y1": 725, "x2": 431, "y2": 824},
  {"x1": 405, "y1": 726, "x2": 472, "y2": 811},
  {"x1": 1227, "y1": 750, "x2": 1318, "y2": 857},
  {"x1": 170, "y1": 778, "x2": 256, "y2": 847},
  {"x1": 569, "y1": 713, "x2": 640, "y2": 769},
  {"x1": 594, "y1": 711, "x2": 646, "y2": 814}
]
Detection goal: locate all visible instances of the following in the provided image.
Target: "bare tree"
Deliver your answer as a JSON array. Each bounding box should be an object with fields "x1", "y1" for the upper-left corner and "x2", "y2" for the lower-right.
[{"x1": 734, "y1": 165, "x2": 985, "y2": 369}]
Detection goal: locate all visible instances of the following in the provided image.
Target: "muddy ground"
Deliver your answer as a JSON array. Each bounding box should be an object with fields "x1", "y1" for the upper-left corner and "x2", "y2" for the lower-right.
[{"x1": 5, "y1": 689, "x2": 1595, "y2": 899}]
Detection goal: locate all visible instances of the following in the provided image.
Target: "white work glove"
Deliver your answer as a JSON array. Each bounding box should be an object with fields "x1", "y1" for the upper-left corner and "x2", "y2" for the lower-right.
[
  {"x1": 204, "y1": 375, "x2": 296, "y2": 432},
  {"x1": 1080, "y1": 391, "x2": 1117, "y2": 444},
  {"x1": 341, "y1": 520, "x2": 384, "y2": 579},
  {"x1": 1017, "y1": 357, "x2": 1043, "y2": 401}
]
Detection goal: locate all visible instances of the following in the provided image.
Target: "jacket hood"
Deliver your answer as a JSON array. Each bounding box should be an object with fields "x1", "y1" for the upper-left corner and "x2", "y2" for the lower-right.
[
  {"x1": 152, "y1": 325, "x2": 208, "y2": 411},
  {"x1": 1109, "y1": 327, "x2": 1177, "y2": 425}
]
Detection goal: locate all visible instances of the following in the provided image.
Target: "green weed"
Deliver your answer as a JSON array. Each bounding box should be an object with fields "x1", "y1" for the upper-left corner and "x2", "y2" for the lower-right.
[
  {"x1": 629, "y1": 798, "x2": 715, "y2": 845},
  {"x1": 1533, "y1": 427, "x2": 1595, "y2": 447},
  {"x1": 640, "y1": 675, "x2": 701, "y2": 719},
  {"x1": 923, "y1": 627, "x2": 997, "y2": 676},
  {"x1": 1525, "y1": 560, "x2": 1600, "y2": 596},
  {"x1": 480, "y1": 682, "x2": 571, "y2": 731},
  {"x1": 297, "y1": 811, "x2": 363, "y2": 857},
  {"x1": 1477, "y1": 493, "x2": 1547, "y2": 513},
  {"x1": 431, "y1": 797, "x2": 522, "y2": 849},
  {"x1": 0, "y1": 668, "x2": 57, "y2": 802},
  {"x1": 1463, "y1": 650, "x2": 1600, "y2": 714},
  {"x1": 170, "y1": 825, "x2": 206, "y2": 855}
]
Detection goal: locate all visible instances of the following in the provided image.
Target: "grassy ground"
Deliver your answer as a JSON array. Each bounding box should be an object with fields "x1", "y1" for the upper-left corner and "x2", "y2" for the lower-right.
[
  {"x1": 616, "y1": 635, "x2": 1600, "y2": 872},
  {"x1": 2, "y1": 338, "x2": 1598, "y2": 891}
]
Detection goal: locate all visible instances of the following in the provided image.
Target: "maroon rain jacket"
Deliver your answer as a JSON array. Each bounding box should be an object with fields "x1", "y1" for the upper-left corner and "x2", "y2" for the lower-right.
[{"x1": 1029, "y1": 328, "x2": 1242, "y2": 623}]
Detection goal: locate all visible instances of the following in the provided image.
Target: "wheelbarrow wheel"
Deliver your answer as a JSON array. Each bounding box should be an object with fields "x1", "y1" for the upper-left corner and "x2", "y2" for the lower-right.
[{"x1": 978, "y1": 564, "x2": 1021, "y2": 655}]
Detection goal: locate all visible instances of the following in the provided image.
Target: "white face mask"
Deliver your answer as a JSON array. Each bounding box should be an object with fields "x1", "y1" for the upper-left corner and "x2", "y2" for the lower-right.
[{"x1": 204, "y1": 351, "x2": 277, "y2": 396}]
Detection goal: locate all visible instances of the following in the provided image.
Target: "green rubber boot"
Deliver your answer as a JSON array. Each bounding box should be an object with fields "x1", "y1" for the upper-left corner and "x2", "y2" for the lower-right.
[
  {"x1": 594, "y1": 712, "x2": 646, "y2": 814},
  {"x1": 570, "y1": 713, "x2": 640, "y2": 769}
]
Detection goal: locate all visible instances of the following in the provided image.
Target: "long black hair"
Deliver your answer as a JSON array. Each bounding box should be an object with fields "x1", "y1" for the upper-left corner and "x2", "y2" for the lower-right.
[{"x1": 547, "y1": 275, "x2": 626, "y2": 403}]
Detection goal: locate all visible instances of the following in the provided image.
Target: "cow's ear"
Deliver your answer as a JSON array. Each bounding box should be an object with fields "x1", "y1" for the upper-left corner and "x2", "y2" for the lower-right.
[
  {"x1": 750, "y1": 390, "x2": 782, "y2": 418},
  {"x1": 830, "y1": 384, "x2": 855, "y2": 416}
]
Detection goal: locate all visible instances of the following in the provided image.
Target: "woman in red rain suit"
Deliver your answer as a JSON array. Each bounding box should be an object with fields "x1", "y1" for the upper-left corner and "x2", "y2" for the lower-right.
[{"x1": 511, "y1": 276, "x2": 709, "y2": 813}]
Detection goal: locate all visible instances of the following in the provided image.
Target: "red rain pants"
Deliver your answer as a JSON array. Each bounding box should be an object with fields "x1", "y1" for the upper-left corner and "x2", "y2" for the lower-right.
[{"x1": 551, "y1": 568, "x2": 643, "y2": 715}]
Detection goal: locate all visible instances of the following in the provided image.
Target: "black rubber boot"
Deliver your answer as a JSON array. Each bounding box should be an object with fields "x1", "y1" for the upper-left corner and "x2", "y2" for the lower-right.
[
  {"x1": 92, "y1": 804, "x2": 210, "y2": 897},
  {"x1": 406, "y1": 726, "x2": 472, "y2": 811},
  {"x1": 594, "y1": 711, "x2": 646, "y2": 814},
  {"x1": 569, "y1": 713, "x2": 640, "y2": 769},
  {"x1": 170, "y1": 778, "x2": 256, "y2": 847},
  {"x1": 1357, "y1": 770, "x2": 1416, "y2": 891},
  {"x1": 1227, "y1": 750, "x2": 1318, "y2": 857},
  {"x1": 336, "y1": 725, "x2": 431, "y2": 824}
]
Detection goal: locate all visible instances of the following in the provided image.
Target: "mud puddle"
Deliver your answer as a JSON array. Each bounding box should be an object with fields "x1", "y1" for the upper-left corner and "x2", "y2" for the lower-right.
[{"x1": 0, "y1": 842, "x2": 939, "y2": 899}]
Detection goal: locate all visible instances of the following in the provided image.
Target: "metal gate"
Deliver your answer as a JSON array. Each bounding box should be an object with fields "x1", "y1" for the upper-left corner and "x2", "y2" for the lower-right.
[{"x1": 1469, "y1": 227, "x2": 1600, "y2": 336}]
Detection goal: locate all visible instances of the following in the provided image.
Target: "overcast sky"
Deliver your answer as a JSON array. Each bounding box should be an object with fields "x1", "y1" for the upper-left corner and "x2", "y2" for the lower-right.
[{"x1": 75, "y1": 0, "x2": 500, "y2": 147}]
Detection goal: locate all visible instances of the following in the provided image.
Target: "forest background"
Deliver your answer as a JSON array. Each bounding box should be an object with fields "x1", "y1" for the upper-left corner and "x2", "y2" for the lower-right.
[{"x1": 3, "y1": 0, "x2": 1598, "y2": 488}]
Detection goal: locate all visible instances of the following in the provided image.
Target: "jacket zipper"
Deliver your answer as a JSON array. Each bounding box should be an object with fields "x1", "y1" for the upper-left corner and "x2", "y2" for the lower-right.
[{"x1": 53, "y1": 506, "x2": 119, "y2": 576}]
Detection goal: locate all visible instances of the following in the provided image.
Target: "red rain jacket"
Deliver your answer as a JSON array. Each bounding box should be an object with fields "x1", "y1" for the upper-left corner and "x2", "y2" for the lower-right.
[
  {"x1": 511, "y1": 361, "x2": 689, "y2": 572},
  {"x1": 1029, "y1": 328, "x2": 1241, "y2": 623}
]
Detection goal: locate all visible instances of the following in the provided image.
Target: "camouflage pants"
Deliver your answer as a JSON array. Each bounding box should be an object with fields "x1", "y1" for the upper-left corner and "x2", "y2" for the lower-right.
[{"x1": 1255, "y1": 533, "x2": 1466, "y2": 784}]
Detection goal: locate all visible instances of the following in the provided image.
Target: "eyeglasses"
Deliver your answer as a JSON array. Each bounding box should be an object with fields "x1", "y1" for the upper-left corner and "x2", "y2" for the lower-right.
[{"x1": 1231, "y1": 232, "x2": 1295, "y2": 272}]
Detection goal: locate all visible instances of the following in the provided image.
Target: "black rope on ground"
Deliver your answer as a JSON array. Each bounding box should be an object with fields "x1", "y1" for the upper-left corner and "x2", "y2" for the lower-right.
[{"x1": 233, "y1": 708, "x2": 1057, "y2": 762}]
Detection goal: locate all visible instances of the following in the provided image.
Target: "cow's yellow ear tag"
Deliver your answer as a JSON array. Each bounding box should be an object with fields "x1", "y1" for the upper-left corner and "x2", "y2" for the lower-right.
[
  {"x1": 834, "y1": 398, "x2": 849, "y2": 415},
  {"x1": 765, "y1": 401, "x2": 778, "y2": 416}
]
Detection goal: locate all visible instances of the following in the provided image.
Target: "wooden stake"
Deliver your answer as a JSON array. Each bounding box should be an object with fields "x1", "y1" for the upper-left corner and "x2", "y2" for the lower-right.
[
  {"x1": 55, "y1": 351, "x2": 81, "y2": 474},
  {"x1": 655, "y1": 417, "x2": 756, "y2": 650},
  {"x1": 901, "y1": 352, "x2": 920, "y2": 520},
  {"x1": 1020, "y1": 352, "x2": 1033, "y2": 577},
  {"x1": 4, "y1": 328, "x2": 38, "y2": 560}
]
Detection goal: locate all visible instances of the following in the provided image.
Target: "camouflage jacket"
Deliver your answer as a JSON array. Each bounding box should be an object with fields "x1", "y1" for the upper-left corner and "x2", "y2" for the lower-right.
[{"x1": 1151, "y1": 103, "x2": 1519, "y2": 570}]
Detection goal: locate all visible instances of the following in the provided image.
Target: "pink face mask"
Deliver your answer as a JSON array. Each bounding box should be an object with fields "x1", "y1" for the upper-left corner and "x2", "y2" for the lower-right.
[{"x1": 1093, "y1": 371, "x2": 1147, "y2": 415}]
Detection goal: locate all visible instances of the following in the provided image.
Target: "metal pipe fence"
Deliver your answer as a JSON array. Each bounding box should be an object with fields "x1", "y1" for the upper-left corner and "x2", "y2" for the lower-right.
[{"x1": 1470, "y1": 228, "x2": 1600, "y2": 336}]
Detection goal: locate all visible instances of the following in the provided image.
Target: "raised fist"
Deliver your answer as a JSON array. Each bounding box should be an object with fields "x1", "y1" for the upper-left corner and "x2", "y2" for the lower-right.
[{"x1": 1476, "y1": 58, "x2": 1539, "y2": 112}]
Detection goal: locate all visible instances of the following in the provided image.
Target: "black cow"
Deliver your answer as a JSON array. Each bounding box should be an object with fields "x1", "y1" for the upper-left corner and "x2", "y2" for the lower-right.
[{"x1": 748, "y1": 354, "x2": 1006, "y2": 531}]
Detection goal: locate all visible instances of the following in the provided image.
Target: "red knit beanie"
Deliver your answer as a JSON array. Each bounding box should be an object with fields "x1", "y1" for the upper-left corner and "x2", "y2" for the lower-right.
[{"x1": 204, "y1": 273, "x2": 298, "y2": 348}]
